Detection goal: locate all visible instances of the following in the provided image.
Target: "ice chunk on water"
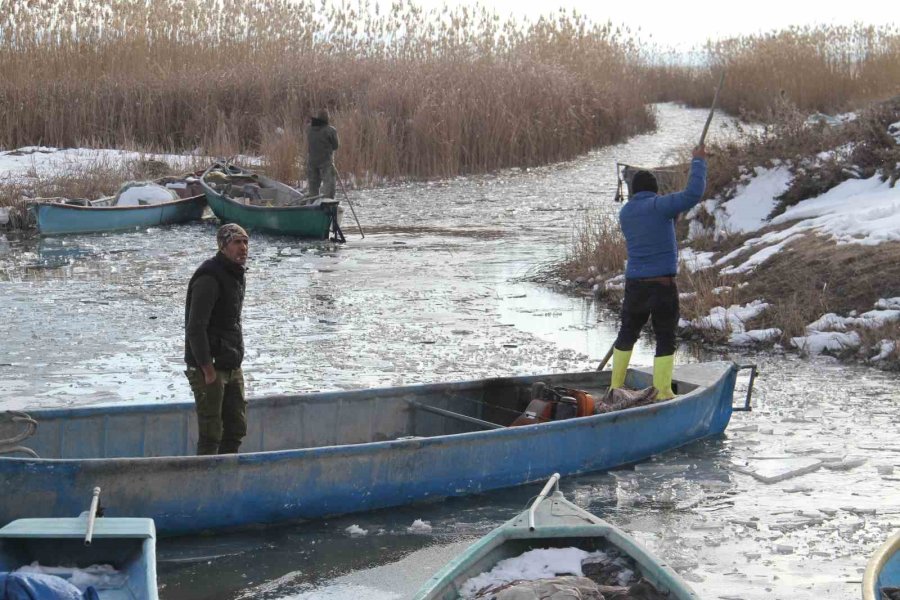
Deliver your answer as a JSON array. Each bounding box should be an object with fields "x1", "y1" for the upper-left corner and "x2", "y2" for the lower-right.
[
  {"x1": 406, "y1": 519, "x2": 432, "y2": 534},
  {"x1": 732, "y1": 458, "x2": 822, "y2": 484}
]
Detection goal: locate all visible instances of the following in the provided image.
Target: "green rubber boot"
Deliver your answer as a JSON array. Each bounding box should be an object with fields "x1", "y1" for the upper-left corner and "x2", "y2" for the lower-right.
[
  {"x1": 610, "y1": 348, "x2": 632, "y2": 390},
  {"x1": 653, "y1": 354, "x2": 675, "y2": 400}
]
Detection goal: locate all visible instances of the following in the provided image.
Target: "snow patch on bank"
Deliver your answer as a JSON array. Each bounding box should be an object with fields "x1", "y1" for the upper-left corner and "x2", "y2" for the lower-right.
[{"x1": 680, "y1": 300, "x2": 781, "y2": 346}]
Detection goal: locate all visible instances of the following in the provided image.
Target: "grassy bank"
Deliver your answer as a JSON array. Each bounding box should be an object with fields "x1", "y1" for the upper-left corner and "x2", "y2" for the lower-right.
[
  {"x1": 0, "y1": 0, "x2": 654, "y2": 185},
  {"x1": 553, "y1": 96, "x2": 900, "y2": 369}
]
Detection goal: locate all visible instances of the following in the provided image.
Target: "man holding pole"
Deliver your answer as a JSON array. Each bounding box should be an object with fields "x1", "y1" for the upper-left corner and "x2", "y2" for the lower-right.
[{"x1": 609, "y1": 144, "x2": 707, "y2": 399}]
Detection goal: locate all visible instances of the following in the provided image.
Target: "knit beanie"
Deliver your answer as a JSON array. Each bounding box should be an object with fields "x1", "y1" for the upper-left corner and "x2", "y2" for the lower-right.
[
  {"x1": 217, "y1": 223, "x2": 249, "y2": 250},
  {"x1": 631, "y1": 170, "x2": 659, "y2": 195}
]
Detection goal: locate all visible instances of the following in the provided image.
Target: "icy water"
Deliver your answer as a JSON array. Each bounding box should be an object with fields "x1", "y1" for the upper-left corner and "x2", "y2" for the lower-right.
[{"x1": 1, "y1": 104, "x2": 898, "y2": 599}]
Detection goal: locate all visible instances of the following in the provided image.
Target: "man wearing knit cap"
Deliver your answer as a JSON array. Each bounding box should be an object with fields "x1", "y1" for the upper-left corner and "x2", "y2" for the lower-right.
[
  {"x1": 184, "y1": 223, "x2": 250, "y2": 455},
  {"x1": 609, "y1": 144, "x2": 707, "y2": 400}
]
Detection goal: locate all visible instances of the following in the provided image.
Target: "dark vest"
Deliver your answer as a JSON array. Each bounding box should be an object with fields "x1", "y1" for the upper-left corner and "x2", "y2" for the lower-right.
[{"x1": 184, "y1": 253, "x2": 245, "y2": 369}]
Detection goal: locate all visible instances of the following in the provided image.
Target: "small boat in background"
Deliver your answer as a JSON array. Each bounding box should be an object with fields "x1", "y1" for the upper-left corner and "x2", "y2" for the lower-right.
[
  {"x1": 414, "y1": 473, "x2": 700, "y2": 600},
  {"x1": 200, "y1": 162, "x2": 344, "y2": 240},
  {"x1": 863, "y1": 530, "x2": 900, "y2": 600},
  {"x1": 0, "y1": 488, "x2": 158, "y2": 600},
  {"x1": 30, "y1": 175, "x2": 207, "y2": 236}
]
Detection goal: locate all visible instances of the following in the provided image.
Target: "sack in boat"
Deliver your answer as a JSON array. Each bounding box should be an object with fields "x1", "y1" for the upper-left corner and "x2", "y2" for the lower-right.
[
  {"x1": 476, "y1": 575, "x2": 605, "y2": 599},
  {"x1": 595, "y1": 387, "x2": 658, "y2": 414},
  {"x1": 510, "y1": 383, "x2": 595, "y2": 426}
]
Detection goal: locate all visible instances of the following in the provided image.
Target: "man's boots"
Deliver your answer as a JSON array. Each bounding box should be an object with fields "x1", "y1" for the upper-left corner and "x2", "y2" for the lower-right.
[
  {"x1": 653, "y1": 354, "x2": 675, "y2": 400},
  {"x1": 610, "y1": 348, "x2": 632, "y2": 389}
]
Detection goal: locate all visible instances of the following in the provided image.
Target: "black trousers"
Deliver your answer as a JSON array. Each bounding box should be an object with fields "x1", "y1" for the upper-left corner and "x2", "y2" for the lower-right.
[{"x1": 613, "y1": 278, "x2": 679, "y2": 357}]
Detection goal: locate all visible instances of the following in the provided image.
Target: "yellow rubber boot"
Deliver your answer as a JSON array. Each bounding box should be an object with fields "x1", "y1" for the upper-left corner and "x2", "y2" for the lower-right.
[
  {"x1": 653, "y1": 354, "x2": 675, "y2": 400},
  {"x1": 610, "y1": 348, "x2": 632, "y2": 390}
]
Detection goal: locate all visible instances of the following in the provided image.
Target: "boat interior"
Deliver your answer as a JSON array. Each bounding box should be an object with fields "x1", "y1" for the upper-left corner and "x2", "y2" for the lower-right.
[
  {"x1": 0, "y1": 520, "x2": 154, "y2": 600},
  {"x1": 204, "y1": 166, "x2": 314, "y2": 207},
  {"x1": 0, "y1": 369, "x2": 702, "y2": 461}
]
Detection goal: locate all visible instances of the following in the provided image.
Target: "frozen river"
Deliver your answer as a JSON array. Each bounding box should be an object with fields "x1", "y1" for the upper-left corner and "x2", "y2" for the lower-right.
[{"x1": 1, "y1": 104, "x2": 897, "y2": 599}]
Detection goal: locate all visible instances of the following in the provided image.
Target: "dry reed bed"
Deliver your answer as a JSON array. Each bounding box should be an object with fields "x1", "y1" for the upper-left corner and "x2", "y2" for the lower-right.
[
  {"x1": 648, "y1": 24, "x2": 900, "y2": 117},
  {"x1": 0, "y1": 0, "x2": 655, "y2": 184}
]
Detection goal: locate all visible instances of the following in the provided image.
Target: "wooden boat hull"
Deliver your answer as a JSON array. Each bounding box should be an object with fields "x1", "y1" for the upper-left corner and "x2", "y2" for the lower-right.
[
  {"x1": 414, "y1": 480, "x2": 700, "y2": 600},
  {"x1": 0, "y1": 362, "x2": 741, "y2": 536},
  {"x1": 32, "y1": 195, "x2": 206, "y2": 235},
  {"x1": 0, "y1": 517, "x2": 158, "y2": 600},
  {"x1": 201, "y1": 165, "x2": 338, "y2": 238},
  {"x1": 863, "y1": 530, "x2": 900, "y2": 600}
]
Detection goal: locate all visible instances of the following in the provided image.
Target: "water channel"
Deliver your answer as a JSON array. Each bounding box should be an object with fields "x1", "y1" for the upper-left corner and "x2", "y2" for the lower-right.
[{"x1": 1, "y1": 104, "x2": 897, "y2": 600}]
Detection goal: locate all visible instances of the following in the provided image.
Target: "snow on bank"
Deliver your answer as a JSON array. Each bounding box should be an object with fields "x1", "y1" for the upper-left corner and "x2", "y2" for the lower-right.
[
  {"x1": 0, "y1": 146, "x2": 261, "y2": 184},
  {"x1": 679, "y1": 299, "x2": 781, "y2": 346},
  {"x1": 702, "y1": 165, "x2": 791, "y2": 237},
  {"x1": 789, "y1": 297, "x2": 900, "y2": 358}
]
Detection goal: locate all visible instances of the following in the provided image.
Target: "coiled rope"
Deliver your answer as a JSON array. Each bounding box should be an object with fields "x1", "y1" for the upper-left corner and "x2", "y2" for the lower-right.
[{"x1": 0, "y1": 410, "x2": 39, "y2": 458}]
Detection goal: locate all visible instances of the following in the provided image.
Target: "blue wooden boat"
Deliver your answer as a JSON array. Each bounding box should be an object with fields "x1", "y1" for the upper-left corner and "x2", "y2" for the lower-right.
[
  {"x1": 200, "y1": 163, "x2": 344, "y2": 239},
  {"x1": 863, "y1": 530, "x2": 900, "y2": 600},
  {"x1": 415, "y1": 474, "x2": 700, "y2": 599},
  {"x1": 0, "y1": 362, "x2": 752, "y2": 536},
  {"x1": 0, "y1": 491, "x2": 158, "y2": 600},
  {"x1": 31, "y1": 177, "x2": 206, "y2": 236}
]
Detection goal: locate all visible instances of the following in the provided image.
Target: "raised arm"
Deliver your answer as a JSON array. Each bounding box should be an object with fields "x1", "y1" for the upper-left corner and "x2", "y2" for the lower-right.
[{"x1": 654, "y1": 146, "x2": 707, "y2": 218}]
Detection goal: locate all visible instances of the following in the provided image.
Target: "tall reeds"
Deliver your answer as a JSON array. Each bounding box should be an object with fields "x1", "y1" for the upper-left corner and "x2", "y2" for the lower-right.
[
  {"x1": 644, "y1": 24, "x2": 900, "y2": 117},
  {"x1": 0, "y1": 0, "x2": 655, "y2": 182}
]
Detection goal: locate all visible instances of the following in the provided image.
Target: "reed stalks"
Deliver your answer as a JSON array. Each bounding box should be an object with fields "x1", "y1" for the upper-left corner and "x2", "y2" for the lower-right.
[
  {"x1": 0, "y1": 0, "x2": 655, "y2": 182},
  {"x1": 644, "y1": 24, "x2": 900, "y2": 118}
]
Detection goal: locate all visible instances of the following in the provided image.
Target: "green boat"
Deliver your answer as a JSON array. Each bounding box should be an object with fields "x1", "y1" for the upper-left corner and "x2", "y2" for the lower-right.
[
  {"x1": 414, "y1": 474, "x2": 701, "y2": 600},
  {"x1": 200, "y1": 163, "x2": 344, "y2": 240}
]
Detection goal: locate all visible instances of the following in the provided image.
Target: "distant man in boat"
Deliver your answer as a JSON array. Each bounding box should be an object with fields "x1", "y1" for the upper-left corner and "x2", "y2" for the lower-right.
[
  {"x1": 305, "y1": 108, "x2": 340, "y2": 199},
  {"x1": 184, "y1": 223, "x2": 250, "y2": 455},
  {"x1": 610, "y1": 144, "x2": 707, "y2": 400}
]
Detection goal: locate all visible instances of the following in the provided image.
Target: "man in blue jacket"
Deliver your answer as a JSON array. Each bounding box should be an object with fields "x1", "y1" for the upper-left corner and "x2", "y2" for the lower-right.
[{"x1": 610, "y1": 144, "x2": 707, "y2": 399}]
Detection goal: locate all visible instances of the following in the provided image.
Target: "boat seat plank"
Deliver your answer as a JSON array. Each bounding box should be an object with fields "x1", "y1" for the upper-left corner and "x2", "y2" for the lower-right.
[{"x1": 408, "y1": 400, "x2": 504, "y2": 430}]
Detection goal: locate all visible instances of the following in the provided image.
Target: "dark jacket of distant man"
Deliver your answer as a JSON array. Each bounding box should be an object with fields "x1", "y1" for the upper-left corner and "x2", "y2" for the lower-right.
[
  {"x1": 184, "y1": 223, "x2": 249, "y2": 455},
  {"x1": 306, "y1": 108, "x2": 340, "y2": 199}
]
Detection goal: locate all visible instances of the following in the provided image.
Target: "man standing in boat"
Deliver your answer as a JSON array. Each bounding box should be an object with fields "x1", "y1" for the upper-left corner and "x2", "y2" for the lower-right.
[
  {"x1": 305, "y1": 108, "x2": 340, "y2": 199},
  {"x1": 609, "y1": 144, "x2": 707, "y2": 399},
  {"x1": 184, "y1": 223, "x2": 250, "y2": 455}
]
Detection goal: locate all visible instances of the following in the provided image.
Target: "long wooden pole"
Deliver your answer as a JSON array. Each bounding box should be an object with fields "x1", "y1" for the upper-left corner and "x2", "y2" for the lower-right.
[
  {"x1": 699, "y1": 70, "x2": 726, "y2": 146},
  {"x1": 334, "y1": 166, "x2": 365, "y2": 239}
]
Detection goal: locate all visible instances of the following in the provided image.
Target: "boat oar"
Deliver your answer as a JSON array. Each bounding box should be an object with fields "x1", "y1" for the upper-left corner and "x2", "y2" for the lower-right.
[
  {"x1": 699, "y1": 70, "x2": 726, "y2": 147},
  {"x1": 334, "y1": 166, "x2": 365, "y2": 239}
]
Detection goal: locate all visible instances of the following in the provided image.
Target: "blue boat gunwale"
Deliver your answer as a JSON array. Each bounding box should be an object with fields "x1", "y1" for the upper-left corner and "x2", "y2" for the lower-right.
[
  {"x1": 2, "y1": 364, "x2": 735, "y2": 466},
  {"x1": 32, "y1": 194, "x2": 206, "y2": 212}
]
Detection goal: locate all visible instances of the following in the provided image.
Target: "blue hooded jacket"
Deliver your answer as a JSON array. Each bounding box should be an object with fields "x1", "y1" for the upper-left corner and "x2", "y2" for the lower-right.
[{"x1": 619, "y1": 158, "x2": 707, "y2": 279}]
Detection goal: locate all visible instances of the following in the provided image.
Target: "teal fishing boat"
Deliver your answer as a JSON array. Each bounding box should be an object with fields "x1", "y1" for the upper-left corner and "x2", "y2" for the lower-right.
[
  {"x1": 31, "y1": 176, "x2": 206, "y2": 236},
  {"x1": 414, "y1": 474, "x2": 700, "y2": 600},
  {"x1": 0, "y1": 489, "x2": 158, "y2": 600},
  {"x1": 863, "y1": 530, "x2": 900, "y2": 600},
  {"x1": 200, "y1": 163, "x2": 344, "y2": 240}
]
